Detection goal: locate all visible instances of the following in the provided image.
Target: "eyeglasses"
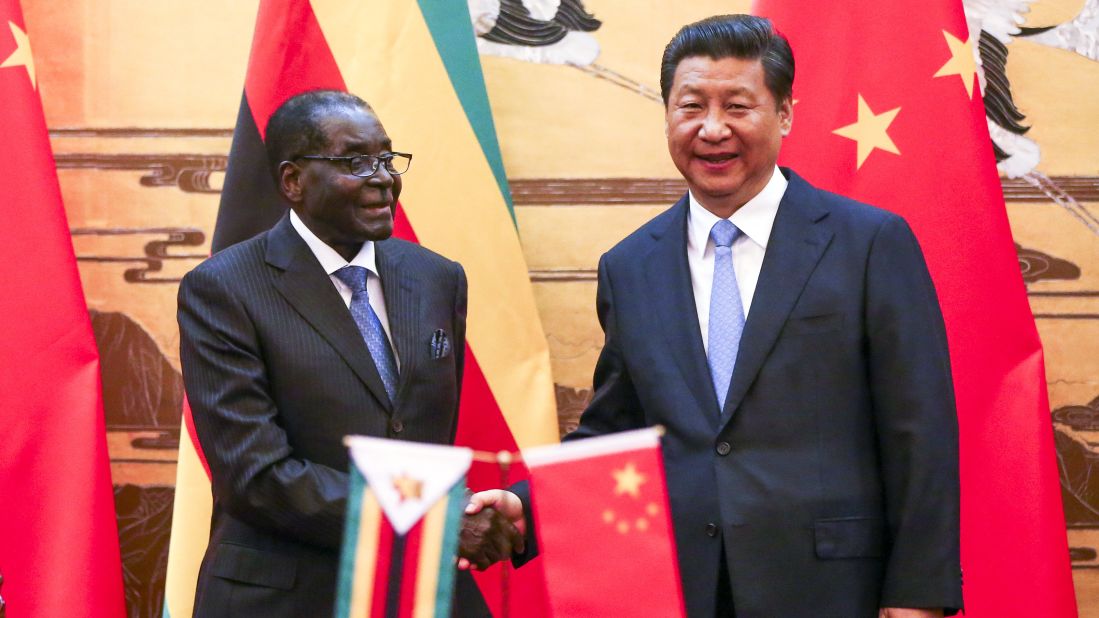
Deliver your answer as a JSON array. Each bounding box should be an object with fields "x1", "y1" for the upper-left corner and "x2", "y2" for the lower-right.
[{"x1": 295, "y1": 152, "x2": 413, "y2": 177}]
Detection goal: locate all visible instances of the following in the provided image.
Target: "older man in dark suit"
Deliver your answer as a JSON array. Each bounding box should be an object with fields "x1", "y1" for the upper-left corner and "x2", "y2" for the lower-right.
[
  {"x1": 475, "y1": 14, "x2": 963, "y2": 618},
  {"x1": 178, "y1": 90, "x2": 518, "y2": 617}
]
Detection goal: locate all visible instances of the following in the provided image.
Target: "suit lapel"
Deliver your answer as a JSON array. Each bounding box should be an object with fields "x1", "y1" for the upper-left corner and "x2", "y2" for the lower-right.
[
  {"x1": 645, "y1": 196, "x2": 722, "y2": 421},
  {"x1": 721, "y1": 172, "x2": 833, "y2": 424},
  {"x1": 376, "y1": 241, "x2": 421, "y2": 407},
  {"x1": 265, "y1": 215, "x2": 394, "y2": 411}
]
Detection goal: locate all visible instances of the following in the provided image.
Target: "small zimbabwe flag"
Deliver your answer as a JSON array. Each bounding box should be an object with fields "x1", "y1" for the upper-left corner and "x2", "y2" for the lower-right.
[{"x1": 336, "y1": 436, "x2": 474, "y2": 618}]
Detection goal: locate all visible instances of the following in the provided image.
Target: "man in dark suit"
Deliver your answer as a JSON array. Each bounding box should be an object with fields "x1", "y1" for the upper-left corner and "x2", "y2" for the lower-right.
[
  {"x1": 474, "y1": 14, "x2": 962, "y2": 618},
  {"x1": 178, "y1": 90, "x2": 519, "y2": 617}
]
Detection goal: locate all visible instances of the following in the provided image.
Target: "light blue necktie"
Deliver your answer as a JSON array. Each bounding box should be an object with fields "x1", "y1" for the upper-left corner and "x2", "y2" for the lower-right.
[
  {"x1": 708, "y1": 220, "x2": 745, "y2": 412},
  {"x1": 334, "y1": 265, "x2": 399, "y2": 403}
]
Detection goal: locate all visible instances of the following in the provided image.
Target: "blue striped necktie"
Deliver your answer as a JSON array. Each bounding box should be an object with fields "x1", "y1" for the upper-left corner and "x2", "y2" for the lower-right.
[
  {"x1": 334, "y1": 265, "x2": 399, "y2": 403},
  {"x1": 707, "y1": 220, "x2": 745, "y2": 412}
]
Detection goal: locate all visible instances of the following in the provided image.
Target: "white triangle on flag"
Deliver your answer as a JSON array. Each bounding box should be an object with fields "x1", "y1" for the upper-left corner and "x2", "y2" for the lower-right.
[{"x1": 345, "y1": 435, "x2": 473, "y2": 535}]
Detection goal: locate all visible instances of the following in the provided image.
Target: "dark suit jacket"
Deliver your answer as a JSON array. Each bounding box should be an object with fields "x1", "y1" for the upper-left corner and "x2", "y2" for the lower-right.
[
  {"x1": 178, "y1": 214, "x2": 486, "y2": 617},
  {"x1": 560, "y1": 169, "x2": 962, "y2": 617}
]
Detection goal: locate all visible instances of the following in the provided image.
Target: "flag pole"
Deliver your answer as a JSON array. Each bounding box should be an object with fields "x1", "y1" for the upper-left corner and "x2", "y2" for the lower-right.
[{"x1": 496, "y1": 449, "x2": 514, "y2": 618}]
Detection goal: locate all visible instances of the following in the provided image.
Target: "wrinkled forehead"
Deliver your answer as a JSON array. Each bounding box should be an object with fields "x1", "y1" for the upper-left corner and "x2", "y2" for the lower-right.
[{"x1": 315, "y1": 106, "x2": 391, "y2": 152}]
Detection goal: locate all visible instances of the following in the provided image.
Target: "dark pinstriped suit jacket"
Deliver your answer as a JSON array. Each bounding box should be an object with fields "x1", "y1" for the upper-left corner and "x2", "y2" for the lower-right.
[{"x1": 178, "y1": 213, "x2": 486, "y2": 617}]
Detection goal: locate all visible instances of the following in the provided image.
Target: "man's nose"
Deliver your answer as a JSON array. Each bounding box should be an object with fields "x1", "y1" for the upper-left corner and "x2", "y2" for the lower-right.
[
  {"x1": 366, "y1": 165, "x2": 395, "y2": 186},
  {"x1": 698, "y1": 110, "x2": 732, "y2": 141}
]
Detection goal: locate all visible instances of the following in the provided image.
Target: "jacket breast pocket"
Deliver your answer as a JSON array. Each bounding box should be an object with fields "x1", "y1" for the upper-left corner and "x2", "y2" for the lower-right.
[
  {"x1": 814, "y1": 516, "x2": 884, "y2": 559},
  {"x1": 784, "y1": 312, "x2": 845, "y2": 336},
  {"x1": 210, "y1": 542, "x2": 297, "y2": 590}
]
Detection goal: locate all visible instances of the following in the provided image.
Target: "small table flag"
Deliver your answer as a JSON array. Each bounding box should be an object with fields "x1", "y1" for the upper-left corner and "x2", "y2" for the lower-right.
[
  {"x1": 336, "y1": 436, "x2": 473, "y2": 618},
  {"x1": 524, "y1": 428, "x2": 686, "y2": 617}
]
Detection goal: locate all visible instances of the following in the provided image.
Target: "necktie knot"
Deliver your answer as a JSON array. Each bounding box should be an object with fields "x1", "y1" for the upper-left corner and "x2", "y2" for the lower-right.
[
  {"x1": 335, "y1": 265, "x2": 370, "y2": 293},
  {"x1": 710, "y1": 219, "x2": 741, "y2": 249}
]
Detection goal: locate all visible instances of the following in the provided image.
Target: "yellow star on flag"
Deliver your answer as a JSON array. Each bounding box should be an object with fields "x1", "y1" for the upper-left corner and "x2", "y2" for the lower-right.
[
  {"x1": 612, "y1": 462, "x2": 646, "y2": 498},
  {"x1": 392, "y1": 473, "x2": 423, "y2": 502},
  {"x1": 933, "y1": 30, "x2": 977, "y2": 99},
  {"x1": 832, "y1": 94, "x2": 901, "y2": 169},
  {"x1": 1, "y1": 21, "x2": 36, "y2": 90}
]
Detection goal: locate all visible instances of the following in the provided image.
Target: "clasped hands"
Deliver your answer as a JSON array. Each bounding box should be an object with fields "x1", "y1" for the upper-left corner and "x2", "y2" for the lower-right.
[{"x1": 457, "y1": 489, "x2": 525, "y2": 570}]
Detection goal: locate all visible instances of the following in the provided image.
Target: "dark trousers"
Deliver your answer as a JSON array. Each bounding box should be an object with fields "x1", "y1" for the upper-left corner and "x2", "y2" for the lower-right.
[{"x1": 716, "y1": 545, "x2": 735, "y2": 617}]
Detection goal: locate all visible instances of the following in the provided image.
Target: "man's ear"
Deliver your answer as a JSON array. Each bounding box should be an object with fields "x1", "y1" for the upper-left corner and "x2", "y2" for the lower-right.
[
  {"x1": 279, "y1": 160, "x2": 304, "y2": 203},
  {"x1": 779, "y1": 97, "x2": 793, "y2": 137}
]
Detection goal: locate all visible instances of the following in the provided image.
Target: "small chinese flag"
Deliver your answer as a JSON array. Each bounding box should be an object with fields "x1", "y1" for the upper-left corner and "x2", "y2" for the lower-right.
[{"x1": 524, "y1": 428, "x2": 685, "y2": 617}]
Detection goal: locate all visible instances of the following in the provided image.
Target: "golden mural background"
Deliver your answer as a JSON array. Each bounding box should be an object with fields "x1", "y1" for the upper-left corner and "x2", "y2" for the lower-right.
[{"x1": 16, "y1": 0, "x2": 1099, "y2": 614}]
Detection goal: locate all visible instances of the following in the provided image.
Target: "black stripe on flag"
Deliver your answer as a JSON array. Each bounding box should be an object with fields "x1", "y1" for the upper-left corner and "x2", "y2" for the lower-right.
[
  {"x1": 212, "y1": 92, "x2": 288, "y2": 253},
  {"x1": 385, "y1": 533, "x2": 407, "y2": 618}
]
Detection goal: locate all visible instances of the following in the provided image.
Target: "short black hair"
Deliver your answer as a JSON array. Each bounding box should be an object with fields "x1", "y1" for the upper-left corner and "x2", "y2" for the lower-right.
[
  {"x1": 660, "y1": 14, "x2": 794, "y2": 108},
  {"x1": 264, "y1": 90, "x2": 373, "y2": 179}
]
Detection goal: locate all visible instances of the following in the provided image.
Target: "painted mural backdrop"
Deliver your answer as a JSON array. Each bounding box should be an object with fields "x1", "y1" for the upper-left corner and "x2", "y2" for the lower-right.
[{"x1": 12, "y1": 0, "x2": 1099, "y2": 614}]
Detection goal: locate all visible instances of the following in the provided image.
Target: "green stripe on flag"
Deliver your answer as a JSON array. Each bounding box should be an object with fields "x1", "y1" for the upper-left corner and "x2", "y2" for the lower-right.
[
  {"x1": 335, "y1": 467, "x2": 367, "y2": 618},
  {"x1": 434, "y1": 480, "x2": 468, "y2": 618},
  {"x1": 416, "y1": 0, "x2": 516, "y2": 225}
]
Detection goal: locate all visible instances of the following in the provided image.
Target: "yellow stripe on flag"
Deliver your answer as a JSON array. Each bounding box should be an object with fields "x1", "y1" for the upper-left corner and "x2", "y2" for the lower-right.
[
  {"x1": 350, "y1": 489, "x2": 384, "y2": 615},
  {"x1": 311, "y1": 1, "x2": 557, "y2": 447},
  {"x1": 413, "y1": 496, "x2": 449, "y2": 618},
  {"x1": 163, "y1": 424, "x2": 212, "y2": 618}
]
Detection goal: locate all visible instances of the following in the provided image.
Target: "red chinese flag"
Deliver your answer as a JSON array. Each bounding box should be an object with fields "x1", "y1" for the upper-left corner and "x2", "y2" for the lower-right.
[
  {"x1": 752, "y1": 0, "x2": 1076, "y2": 615},
  {"x1": 524, "y1": 429, "x2": 685, "y2": 617},
  {"x1": 0, "y1": 1, "x2": 126, "y2": 616}
]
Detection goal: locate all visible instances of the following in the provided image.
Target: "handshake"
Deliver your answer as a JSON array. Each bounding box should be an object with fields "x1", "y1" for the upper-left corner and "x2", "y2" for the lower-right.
[{"x1": 456, "y1": 489, "x2": 526, "y2": 571}]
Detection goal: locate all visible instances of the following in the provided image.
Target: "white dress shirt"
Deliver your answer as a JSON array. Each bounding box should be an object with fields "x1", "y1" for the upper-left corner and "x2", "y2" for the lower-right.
[
  {"x1": 289, "y1": 209, "x2": 399, "y2": 367},
  {"x1": 687, "y1": 167, "x2": 787, "y2": 353}
]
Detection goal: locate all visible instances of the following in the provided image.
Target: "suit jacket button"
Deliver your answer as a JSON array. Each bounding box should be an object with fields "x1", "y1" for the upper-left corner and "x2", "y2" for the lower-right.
[
  {"x1": 705, "y1": 522, "x2": 719, "y2": 537},
  {"x1": 715, "y1": 441, "x2": 731, "y2": 456},
  {"x1": 391, "y1": 420, "x2": 404, "y2": 434}
]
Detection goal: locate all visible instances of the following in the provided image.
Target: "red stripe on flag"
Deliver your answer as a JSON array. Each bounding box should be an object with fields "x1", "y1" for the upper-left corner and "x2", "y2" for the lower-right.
[
  {"x1": 371, "y1": 518, "x2": 396, "y2": 618},
  {"x1": 390, "y1": 201, "x2": 418, "y2": 241},
  {"x1": 392, "y1": 204, "x2": 528, "y2": 487},
  {"x1": 244, "y1": 0, "x2": 345, "y2": 139},
  {"x1": 454, "y1": 348, "x2": 527, "y2": 483},
  {"x1": 182, "y1": 395, "x2": 213, "y2": 481},
  {"x1": 397, "y1": 521, "x2": 425, "y2": 618},
  {"x1": 460, "y1": 346, "x2": 553, "y2": 617},
  {"x1": 394, "y1": 203, "x2": 550, "y2": 617}
]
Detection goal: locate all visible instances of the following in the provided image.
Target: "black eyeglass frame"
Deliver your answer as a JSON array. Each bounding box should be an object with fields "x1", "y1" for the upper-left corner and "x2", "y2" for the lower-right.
[{"x1": 294, "y1": 152, "x2": 413, "y2": 177}]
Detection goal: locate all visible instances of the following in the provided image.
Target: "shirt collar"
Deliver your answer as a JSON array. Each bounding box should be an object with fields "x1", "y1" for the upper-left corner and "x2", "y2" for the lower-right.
[
  {"x1": 687, "y1": 166, "x2": 787, "y2": 254},
  {"x1": 289, "y1": 209, "x2": 379, "y2": 276}
]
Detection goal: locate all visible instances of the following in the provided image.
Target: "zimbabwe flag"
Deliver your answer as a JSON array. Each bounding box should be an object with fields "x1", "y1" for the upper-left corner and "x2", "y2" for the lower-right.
[
  {"x1": 337, "y1": 436, "x2": 474, "y2": 618},
  {"x1": 164, "y1": 2, "x2": 558, "y2": 616}
]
